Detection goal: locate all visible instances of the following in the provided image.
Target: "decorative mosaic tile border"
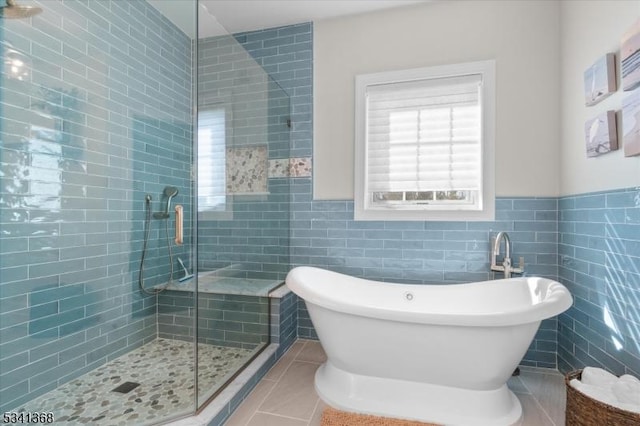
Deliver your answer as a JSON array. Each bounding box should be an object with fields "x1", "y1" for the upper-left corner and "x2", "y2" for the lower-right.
[
  {"x1": 268, "y1": 158, "x2": 290, "y2": 178},
  {"x1": 289, "y1": 157, "x2": 312, "y2": 177},
  {"x1": 225, "y1": 149, "x2": 311, "y2": 193},
  {"x1": 268, "y1": 157, "x2": 312, "y2": 178}
]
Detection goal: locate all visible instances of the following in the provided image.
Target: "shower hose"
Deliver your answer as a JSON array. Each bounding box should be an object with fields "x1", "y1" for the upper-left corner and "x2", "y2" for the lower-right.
[{"x1": 138, "y1": 195, "x2": 174, "y2": 295}]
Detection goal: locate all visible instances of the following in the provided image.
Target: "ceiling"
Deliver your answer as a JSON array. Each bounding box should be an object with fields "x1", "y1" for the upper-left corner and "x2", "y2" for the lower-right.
[{"x1": 148, "y1": 0, "x2": 431, "y2": 39}]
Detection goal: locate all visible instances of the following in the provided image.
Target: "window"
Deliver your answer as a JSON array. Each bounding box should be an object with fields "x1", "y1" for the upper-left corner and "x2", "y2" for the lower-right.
[
  {"x1": 354, "y1": 61, "x2": 495, "y2": 221},
  {"x1": 198, "y1": 107, "x2": 232, "y2": 219}
]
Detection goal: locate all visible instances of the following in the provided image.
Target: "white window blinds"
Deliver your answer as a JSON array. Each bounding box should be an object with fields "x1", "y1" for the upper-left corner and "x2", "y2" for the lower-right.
[
  {"x1": 365, "y1": 74, "x2": 482, "y2": 207},
  {"x1": 198, "y1": 108, "x2": 226, "y2": 212}
]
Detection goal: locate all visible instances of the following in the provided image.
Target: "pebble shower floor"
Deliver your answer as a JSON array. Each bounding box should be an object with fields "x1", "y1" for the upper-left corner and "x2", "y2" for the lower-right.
[{"x1": 14, "y1": 339, "x2": 254, "y2": 425}]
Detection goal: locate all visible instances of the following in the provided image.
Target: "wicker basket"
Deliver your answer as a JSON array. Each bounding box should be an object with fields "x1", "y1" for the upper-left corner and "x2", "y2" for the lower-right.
[{"x1": 565, "y1": 369, "x2": 640, "y2": 426}]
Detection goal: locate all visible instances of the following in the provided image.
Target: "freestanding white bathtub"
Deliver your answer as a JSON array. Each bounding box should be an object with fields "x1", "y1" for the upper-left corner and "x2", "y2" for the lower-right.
[{"x1": 286, "y1": 266, "x2": 572, "y2": 426}]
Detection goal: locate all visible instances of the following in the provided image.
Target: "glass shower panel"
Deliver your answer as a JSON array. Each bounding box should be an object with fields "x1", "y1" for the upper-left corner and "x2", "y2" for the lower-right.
[
  {"x1": 0, "y1": 1, "x2": 196, "y2": 424},
  {"x1": 154, "y1": 24, "x2": 291, "y2": 407},
  {"x1": 196, "y1": 40, "x2": 291, "y2": 285}
]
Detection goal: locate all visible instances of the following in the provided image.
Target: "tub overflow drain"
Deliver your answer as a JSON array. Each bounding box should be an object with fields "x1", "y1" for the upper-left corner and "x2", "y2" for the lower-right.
[{"x1": 404, "y1": 292, "x2": 414, "y2": 301}]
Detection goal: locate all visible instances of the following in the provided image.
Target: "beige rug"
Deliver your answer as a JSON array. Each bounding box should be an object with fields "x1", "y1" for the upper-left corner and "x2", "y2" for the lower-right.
[{"x1": 321, "y1": 407, "x2": 441, "y2": 426}]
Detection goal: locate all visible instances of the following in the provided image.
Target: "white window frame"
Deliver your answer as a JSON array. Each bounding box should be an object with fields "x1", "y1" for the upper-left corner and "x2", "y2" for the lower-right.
[{"x1": 354, "y1": 60, "x2": 495, "y2": 221}]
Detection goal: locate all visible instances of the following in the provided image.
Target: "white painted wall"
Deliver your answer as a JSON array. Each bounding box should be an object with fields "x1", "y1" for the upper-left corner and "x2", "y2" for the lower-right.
[
  {"x1": 313, "y1": 0, "x2": 561, "y2": 200},
  {"x1": 560, "y1": 1, "x2": 640, "y2": 196}
]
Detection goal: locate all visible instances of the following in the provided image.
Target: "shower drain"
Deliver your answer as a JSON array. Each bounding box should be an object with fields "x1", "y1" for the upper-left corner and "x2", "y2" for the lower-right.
[{"x1": 111, "y1": 381, "x2": 140, "y2": 394}]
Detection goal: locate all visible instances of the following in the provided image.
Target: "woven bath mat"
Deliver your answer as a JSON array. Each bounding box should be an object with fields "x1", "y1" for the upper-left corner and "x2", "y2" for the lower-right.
[{"x1": 320, "y1": 407, "x2": 441, "y2": 426}]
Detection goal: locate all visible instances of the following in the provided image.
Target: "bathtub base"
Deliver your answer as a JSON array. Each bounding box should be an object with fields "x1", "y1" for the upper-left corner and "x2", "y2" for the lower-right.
[{"x1": 315, "y1": 362, "x2": 522, "y2": 426}]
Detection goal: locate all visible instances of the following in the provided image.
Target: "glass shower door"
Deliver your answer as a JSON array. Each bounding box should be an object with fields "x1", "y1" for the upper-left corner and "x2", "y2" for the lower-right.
[{"x1": 190, "y1": 23, "x2": 292, "y2": 407}]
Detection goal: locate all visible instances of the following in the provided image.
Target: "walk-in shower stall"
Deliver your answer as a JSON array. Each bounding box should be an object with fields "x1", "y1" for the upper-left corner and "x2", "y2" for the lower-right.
[{"x1": 0, "y1": 1, "x2": 291, "y2": 423}]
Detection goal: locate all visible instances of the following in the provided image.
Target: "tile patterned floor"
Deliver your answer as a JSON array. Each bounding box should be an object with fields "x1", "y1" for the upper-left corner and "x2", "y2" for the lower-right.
[
  {"x1": 225, "y1": 339, "x2": 567, "y2": 426},
  {"x1": 17, "y1": 339, "x2": 255, "y2": 426}
]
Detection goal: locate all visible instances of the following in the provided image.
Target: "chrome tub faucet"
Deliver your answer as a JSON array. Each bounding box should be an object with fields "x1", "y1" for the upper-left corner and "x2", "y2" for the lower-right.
[{"x1": 490, "y1": 231, "x2": 524, "y2": 278}]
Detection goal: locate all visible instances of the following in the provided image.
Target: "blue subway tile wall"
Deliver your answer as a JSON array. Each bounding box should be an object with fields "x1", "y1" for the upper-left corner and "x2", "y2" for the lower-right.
[
  {"x1": 270, "y1": 290, "x2": 298, "y2": 350},
  {"x1": 197, "y1": 34, "x2": 291, "y2": 280},
  {"x1": 157, "y1": 291, "x2": 269, "y2": 349},
  {"x1": 558, "y1": 188, "x2": 640, "y2": 376},
  {"x1": 233, "y1": 24, "x2": 313, "y2": 159},
  {"x1": 0, "y1": 0, "x2": 193, "y2": 412},
  {"x1": 196, "y1": 179, "x2": 291, "y2": 280},
  {"x1": 291, "y1": 196, "x2": 561, "y2": 367},
  {"x1": 235, "y1": 22, "x2": 560, "y2": 368}
]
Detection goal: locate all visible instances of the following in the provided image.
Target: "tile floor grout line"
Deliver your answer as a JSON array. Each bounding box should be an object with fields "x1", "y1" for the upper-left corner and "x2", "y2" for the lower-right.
[
  {"x1": 254, "y1": 368, "x2": 288, "y2": 415},
  {"x1": 255, "y1": 342, "x2": 320, "y2": 424},
  {"x1": 307, "y1": 398, "x2": 323, "y2": 426},
  {"x1": 264, "y1": 357, "x2": 295, "y2": 382},
  {"x1": 253, "y1": 409, "x2": 313, "y2": 423},
  {"x1": 239, "y1": 343, "x2": 306, "y2": 425},
  {"x1": 513, "y1": 377, "x2": 532, "y2": 395},
  {"x1": 520, "y1": 372, "x2": 564, "y2": 426},
  {"x1": 290, "y1": 359, "x2": 324, "y2": 366},
  {"x1": 243, "y1": 411, "x2": 257, "y2": 426},
  {"x1": 519, "y1": 370, "x2": 554, "y2": 394},
  {"x1": 228, "y1": 379, "x2": 280, "y2": 426},
  {"x1": 248, "y1": 376, "x2": 281, "y2": 420},
  {"x1": 529, "y1": 393, "x2": 559, "y2": 426},
  {"x1": 269, "y1": 342, "x2": 306, "y2": 379},
  {"x1": 519, "y1": 375, "x2": 533, "y2": 395}
]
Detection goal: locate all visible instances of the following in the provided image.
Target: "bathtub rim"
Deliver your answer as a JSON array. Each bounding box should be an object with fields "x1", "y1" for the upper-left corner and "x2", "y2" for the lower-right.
[{"x1": 286, "y1": 266, "x2": 573, "y2": 327}]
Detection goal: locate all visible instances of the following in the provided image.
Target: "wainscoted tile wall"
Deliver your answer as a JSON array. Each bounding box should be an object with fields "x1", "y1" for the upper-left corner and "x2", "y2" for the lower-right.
[
  {"x1": 558, "y1": 188, "x2": 640, "y2": 376},
  {"x1": 0, "y1": 0, "x2": 192, "y2": 412},
  {"x1": 290, "y1": 196, "x2": 561, "y2": 368}
]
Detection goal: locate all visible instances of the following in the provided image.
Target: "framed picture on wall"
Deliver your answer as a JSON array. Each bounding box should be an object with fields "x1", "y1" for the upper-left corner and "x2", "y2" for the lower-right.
[
  {"x1": 584, "y1": 54, "x2": 616, "y2": 106},
  {"x1": 621, "y1": 19, "x2": 640, "y2": 91},
  {"x1": 584, "y1": 111, "x2": 618, "y2": 157},
  {"x1": 622, "y1": 89, "x2": 640, "y2": 156}
]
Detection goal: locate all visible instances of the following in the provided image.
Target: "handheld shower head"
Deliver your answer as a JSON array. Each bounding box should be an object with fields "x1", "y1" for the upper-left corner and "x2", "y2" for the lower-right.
[
  {"x1": 163, "y1": 186, "x2": 178, "y2": 214},
  {"x1": 152, "y1": 186, "x2": 179, "y2": 219},
  {"x1": 164, "y1": 186, "x2": 179, "y2": 198}
]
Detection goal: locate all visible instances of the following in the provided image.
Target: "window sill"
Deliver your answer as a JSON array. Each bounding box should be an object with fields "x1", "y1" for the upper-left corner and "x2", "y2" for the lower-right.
[{"x1": 354, "y1": 206, "x2": 495, "y2": 221}]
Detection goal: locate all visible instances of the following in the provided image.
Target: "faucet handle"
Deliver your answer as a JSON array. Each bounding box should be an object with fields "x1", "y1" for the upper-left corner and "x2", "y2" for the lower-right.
[{"x1": 510, "y1": 256, "x2": 525, "y2": 274}]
